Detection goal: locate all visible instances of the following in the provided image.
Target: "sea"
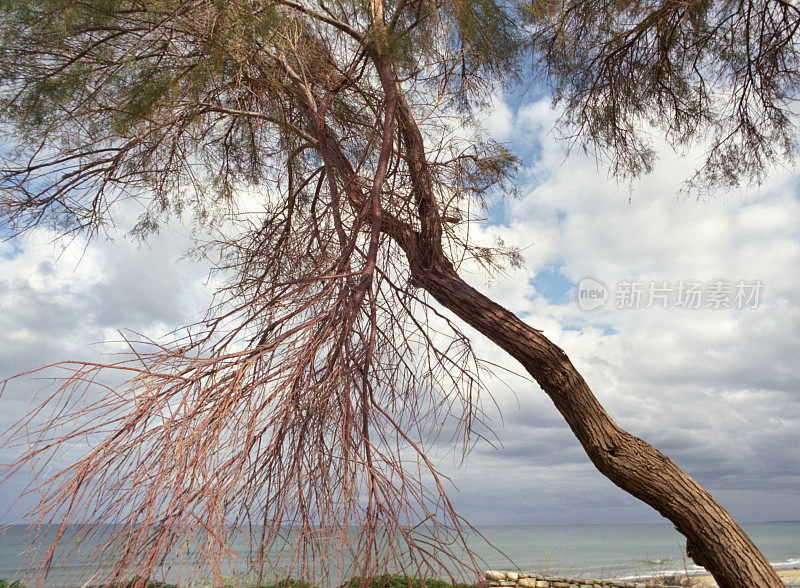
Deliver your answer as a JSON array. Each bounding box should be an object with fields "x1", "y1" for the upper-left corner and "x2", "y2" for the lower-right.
[{"x1": 0, "y1": 521, "x2": 798, "y2": 586}]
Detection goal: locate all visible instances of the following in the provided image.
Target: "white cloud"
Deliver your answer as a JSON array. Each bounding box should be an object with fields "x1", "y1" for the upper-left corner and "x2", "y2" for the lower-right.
[
  {"x1": 1, "y1": 96, "x2": 799, "y2": 528},
  {"x1": 443, "y1": 96, "x2": 800, "y2": 523},
  {"x1": 0, "y1": 219, "x2": 215, "y2": 521},
  {"x1": 482, "y1": 94, "x2": 515, "y2": 140}
]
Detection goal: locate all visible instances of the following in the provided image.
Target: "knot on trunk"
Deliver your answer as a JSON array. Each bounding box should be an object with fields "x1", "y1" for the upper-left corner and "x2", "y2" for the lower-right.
[{"x1": 407, "y1": 237, "x2": 455, "y2": 290}]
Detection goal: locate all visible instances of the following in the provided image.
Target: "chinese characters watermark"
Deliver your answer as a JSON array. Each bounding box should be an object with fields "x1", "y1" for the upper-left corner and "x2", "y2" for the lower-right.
[{"x1": 577, "y1": 278, "x2": 763, "y2": 311}]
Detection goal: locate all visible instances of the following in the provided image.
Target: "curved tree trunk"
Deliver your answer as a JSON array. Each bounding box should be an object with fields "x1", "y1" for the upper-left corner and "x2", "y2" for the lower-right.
[
  {"x1": 411, "y1": 256, "x2": 785, "y2": 588},
  {"x1": 297, "y1": 36, "x2": 784, "y2": 585}
]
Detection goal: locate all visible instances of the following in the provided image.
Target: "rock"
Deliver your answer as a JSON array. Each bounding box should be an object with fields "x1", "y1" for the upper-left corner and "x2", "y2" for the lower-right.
[{"x1": 480, "y1": 570, "x2": 674, "y2": 588}]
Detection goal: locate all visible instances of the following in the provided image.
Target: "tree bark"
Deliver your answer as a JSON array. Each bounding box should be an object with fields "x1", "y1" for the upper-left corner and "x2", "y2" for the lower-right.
[
  {"x1": 295, "y1": 39, "x2": 784, "y2": 585},
  {"x1": 410, "y1": 255, "x2": 785, "y2": 588}
]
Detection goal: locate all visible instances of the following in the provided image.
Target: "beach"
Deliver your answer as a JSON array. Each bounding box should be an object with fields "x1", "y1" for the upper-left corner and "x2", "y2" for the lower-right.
[{"x1": 688, "y1": 567, "x2": 800, "y2": 587}]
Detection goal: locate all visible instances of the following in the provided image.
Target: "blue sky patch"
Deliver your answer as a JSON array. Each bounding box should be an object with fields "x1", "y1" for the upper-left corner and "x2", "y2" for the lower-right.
[
  {"x1": 531, "y1": 263, "x2": 575, "y2": 305},
  {"x1": 0, "y1": 230, "x2": 23, "y2": 260}
]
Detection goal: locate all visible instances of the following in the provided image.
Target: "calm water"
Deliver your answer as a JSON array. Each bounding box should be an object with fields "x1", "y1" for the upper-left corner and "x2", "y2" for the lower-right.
[
  {"x1": 471, "y1": 522, "x2": 800, "y2": 579},
  {"x1": 1, "y1": 522, "x2": 798, "y2": 586}
]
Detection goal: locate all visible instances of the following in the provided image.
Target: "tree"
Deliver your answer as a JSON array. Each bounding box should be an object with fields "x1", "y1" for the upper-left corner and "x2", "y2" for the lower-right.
[{"x1": 0, "y1": 0, "x2": 796, "y2": 586}]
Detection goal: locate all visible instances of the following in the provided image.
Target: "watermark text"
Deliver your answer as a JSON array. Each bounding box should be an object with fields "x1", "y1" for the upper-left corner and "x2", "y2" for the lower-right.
[{"x1": 577, "y1": 278, "x2": 763, "y2": 311}]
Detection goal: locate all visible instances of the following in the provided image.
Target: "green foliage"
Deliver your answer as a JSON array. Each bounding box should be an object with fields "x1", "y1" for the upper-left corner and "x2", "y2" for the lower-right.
[
  {"x1": 338, "y1": 574, "x2": 479, "y2": 588},
  {"x1": 452, "y1": 0, "x2": 521, "y2": 81},
  {"x1": 264, "y1": 579, "x2": 317, "y2": 588},
  {"x1": 0, "y1": 0, "x2": 528, "y2": 240},
  {"x1": 109, "y1": 581, "x2": 179, "y2": 588},
  {"x1": 522, "y1": 0, "x2": 800, "y2": 186}
]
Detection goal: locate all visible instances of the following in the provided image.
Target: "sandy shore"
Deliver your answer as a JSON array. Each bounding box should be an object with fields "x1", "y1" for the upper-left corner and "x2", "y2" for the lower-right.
[{"x1": 687, "y1": 568, "x2": 800, "y2": 586}]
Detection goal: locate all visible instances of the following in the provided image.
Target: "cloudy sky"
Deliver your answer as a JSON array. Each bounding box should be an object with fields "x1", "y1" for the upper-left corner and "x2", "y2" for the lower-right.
[{"x1": 1, "y1": 97, "x2": 799, "y2": 528}]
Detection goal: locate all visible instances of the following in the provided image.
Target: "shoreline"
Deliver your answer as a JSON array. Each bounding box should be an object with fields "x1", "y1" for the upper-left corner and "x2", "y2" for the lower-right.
[
  {"x1": 622, "y1": 566, "x2": 800, "y2": 587},
  {"x1": 685, "y1": 567, "x2": 800, "y2": 587}
]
